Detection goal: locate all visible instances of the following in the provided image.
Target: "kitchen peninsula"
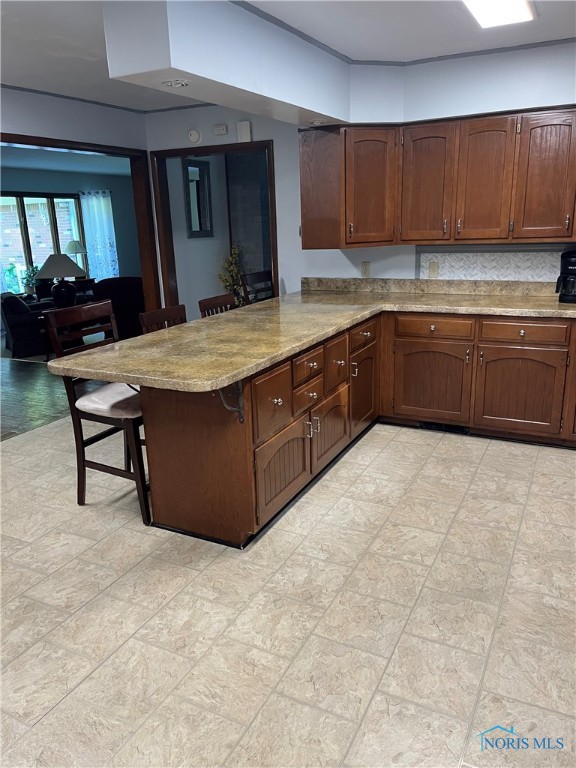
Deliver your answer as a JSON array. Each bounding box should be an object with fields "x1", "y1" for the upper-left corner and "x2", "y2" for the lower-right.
[{"x1": 48, "y1": 280, "x2": 576, "y2": 546}]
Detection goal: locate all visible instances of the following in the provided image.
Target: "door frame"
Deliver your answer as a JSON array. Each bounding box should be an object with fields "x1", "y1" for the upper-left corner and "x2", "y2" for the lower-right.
[
  {"x1": 150, "y1": 140, "x2": 278, "y2": 307},
  {"x1": 0, "y1": 132, "x2": 161, "y2": 310}
]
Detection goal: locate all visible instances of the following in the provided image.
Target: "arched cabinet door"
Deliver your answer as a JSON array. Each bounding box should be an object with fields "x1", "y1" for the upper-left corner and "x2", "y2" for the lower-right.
[
  {"x1": 473, "y1": 345, "x2": 568, "y2": 434},
  {"x1": 310, "y1": 386, "x2": 350, "y2": 475},
  {"x1": 393, "y1": 339, "x2": 474, "y2": 423}
]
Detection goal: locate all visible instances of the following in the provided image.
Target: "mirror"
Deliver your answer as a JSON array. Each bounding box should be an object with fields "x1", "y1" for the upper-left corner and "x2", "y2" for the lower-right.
[{"x1": 182, "y1": 159, "x2": 213, "y2": 238}]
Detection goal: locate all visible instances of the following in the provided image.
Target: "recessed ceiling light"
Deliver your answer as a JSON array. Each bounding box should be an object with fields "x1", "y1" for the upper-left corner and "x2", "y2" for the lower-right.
[
  {"x1": 463, "y1": 0, "x2": 534, "y2": 28},
  {"x1": 162, "y1": 79, "x2": 189, "y2": 88}
]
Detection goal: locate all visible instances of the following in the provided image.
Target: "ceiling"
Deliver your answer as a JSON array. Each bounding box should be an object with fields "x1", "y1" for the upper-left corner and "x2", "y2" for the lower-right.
[
  {"x1": 0, "y1": 145, "x2": 132, "y2": 175},
  {"x1": 1, "y1": 1, "x2": 574, "y2": 113}
]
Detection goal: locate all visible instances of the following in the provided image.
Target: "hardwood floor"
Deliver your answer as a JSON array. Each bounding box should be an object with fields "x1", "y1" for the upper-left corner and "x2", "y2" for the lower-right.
[{"x1": 0, "y1": 358, "x2": 71, "y2": 440}]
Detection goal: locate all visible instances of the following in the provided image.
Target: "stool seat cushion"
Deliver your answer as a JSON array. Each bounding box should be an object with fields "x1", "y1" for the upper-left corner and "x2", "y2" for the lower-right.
[{"x1": 76, "y1": 383, "x2": 142, "y2": 419}]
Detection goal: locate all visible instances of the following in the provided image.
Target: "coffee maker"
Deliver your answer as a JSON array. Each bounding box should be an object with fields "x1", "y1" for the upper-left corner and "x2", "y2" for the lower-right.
[{"x1": 555, "y1": 250, "x2": 576, "y2": 303}]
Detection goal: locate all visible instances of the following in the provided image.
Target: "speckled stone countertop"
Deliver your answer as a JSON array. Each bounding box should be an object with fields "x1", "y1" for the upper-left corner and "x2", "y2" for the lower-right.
[{"x1": 47, "y1": 284, "x2": 575, "y2": 393}]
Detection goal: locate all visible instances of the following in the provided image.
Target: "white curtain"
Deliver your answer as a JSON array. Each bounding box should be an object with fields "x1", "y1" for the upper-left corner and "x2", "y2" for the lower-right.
[{"x1": 79, "y1": 190, "x2": 119, "y2": 281}]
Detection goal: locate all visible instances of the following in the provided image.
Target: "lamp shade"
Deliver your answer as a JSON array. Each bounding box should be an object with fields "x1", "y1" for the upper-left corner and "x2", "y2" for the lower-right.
[
  {"x1": 65, "y1": 239, "x2": 87, "y2": 255},
  {"x1": 36, "y1": 253, "x2": 86, "y2": 280}
]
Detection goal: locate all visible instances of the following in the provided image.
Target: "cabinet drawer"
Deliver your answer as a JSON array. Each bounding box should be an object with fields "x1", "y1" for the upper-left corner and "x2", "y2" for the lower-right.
[
  {"x1": 293, "y1": 347, "x2": 324, "y2": 387},
  {"x1": 350, "y1": 319, "x2": 378, "y2": 352},
  {"x1": 293, "y1": 375, "x2": 324, "y2": 416},
  {"x1": 324, "y1": 334, "x2": 349, "y2": 393},
  {"x1": 479, "y1": 320, "x2": 570, "y2": 345},
  {"x1": 395, "y1": 314, "x2": 474, "y2": 340},
  {"x1": 252, "y1": 362, "x2": 293, "y2": 443}
]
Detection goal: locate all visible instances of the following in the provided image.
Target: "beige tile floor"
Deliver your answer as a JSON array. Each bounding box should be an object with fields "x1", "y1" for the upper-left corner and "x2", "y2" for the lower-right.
[{"x1": 1, "y1": 419, "x2": 575, "y2": 767}]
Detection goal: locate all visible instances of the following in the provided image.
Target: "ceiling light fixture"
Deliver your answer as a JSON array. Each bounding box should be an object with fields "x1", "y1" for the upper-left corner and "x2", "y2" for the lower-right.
[
  {"x1": 463, "y1": 0, "x2": 534, "y2": 28},
  {"x1": 162, "y1": 79, "x2": 189, "y2": 88}
]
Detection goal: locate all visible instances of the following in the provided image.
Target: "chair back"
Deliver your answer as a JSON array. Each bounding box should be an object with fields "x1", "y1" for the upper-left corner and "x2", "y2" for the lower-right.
[
  {"x1": 139, "y1": 305, "x2": 187, "y2": 334},
  {"x1": 241, "y1": 270, "x2": 274, "y2": 304},
  {"x1": 198, "y1": 293, "x2": 236, "y2": 318},
  {"x1": 92, "y1": 277, "x2": 145, "y2": 339},
  {"x1": 43, "y1": 300, "x2": 119, "y2": 358}
]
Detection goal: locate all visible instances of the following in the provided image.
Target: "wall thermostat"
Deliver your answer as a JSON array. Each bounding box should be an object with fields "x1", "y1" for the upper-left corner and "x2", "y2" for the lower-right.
[{"x1": 188, "y1": 128, "x2": 202, "y2": 144}]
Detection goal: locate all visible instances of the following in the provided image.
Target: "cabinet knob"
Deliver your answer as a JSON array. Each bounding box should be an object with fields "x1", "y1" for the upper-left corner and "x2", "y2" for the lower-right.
[
  {"x1": 519, "y1": 329, "x2": 526, "y2": 337},
  {"x1": 308, "y1": 391, "x2": 318, "y2": 400},
  {"x1": 307, "y1": 361, "x2": 318, "y2": 369},
  {"x1": 430, "y1": 324, "x2": 436, "y2": 332},
  {"x1": 361, "y1": 331, "x2": 372, "y2": 338},
  {"x1": 272, "y1": 397, "x2": 283, "y2": 406},
  {"x1": 335, "y1": 360, "x2": 346, "y2": 366}
]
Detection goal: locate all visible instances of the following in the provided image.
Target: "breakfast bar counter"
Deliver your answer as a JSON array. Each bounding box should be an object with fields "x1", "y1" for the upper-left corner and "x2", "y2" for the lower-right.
[{"x1": 47, "y1": 281, "x2": 576, "y2": 546}]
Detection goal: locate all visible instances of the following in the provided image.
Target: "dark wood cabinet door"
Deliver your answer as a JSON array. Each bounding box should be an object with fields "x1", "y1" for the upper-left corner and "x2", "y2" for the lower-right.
[
  {"x1": 474, "y1": 345, "x2": 568, "y2": 434},
  {"x1": 401, "y1": 122, "x2": 457, "y2": 240},
  {"x1": 255, "y1": 414, "x2": 312, "y2": 528},
  {"x1": 345, "y1": 128, "x2": 398, "y2": 244},
  {"x1": 455, "y1": 116, "x2": 517, "y2": 240},
  {"x1": 311, "y1": 386, "x2": 350, "y2": 475},
  {"x1": 350, "y1": 342, "x2": 379, "y2": 439},
  {"x1": 512, "y1": 110, "x2": 576, "y2": 238},
  {"x1": 393, "y1": 339, "x2": 473, "y2": 422},
  {"x1": 324, "y1": 334, "x2": 349, "y2": 393}
]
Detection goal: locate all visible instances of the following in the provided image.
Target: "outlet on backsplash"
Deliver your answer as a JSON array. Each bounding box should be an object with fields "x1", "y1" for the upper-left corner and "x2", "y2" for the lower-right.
[
  {"x1": 428, "y1": 261, "x2": 439, "y2": 278},
  {"x1": 361, "y1": 261, "x2": 371, "y2": 278}
]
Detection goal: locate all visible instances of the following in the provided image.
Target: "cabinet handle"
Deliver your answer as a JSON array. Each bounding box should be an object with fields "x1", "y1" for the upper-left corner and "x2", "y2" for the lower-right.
[
  {"x1": 442, "y1": 219, "x2": 448, "y2": 234},
  {"x1": 457, "y1": 218, "x2": 462, "y2": 233},
  {"x1": 479, "y1": 351, "x2": 484, "y2": 366},
  {"x1": 361, "y1": 331, "x2": 372, "y2": 338},
  {"x1": 272, "y1": 397, "x2": 283, "y2": 406},
  {"x1": 351, "y1": 361, "x2": 359, "y2": 377},
  {"x1": 305, "y1": 421, "x2": 313, "y2": 439},
  {"x1": 348, "y1": 223, "x2": 354, "y2": 236},
  {"x1": 335, "y1": 359, "x2": 346, "y2": 366},
  {"x1": 308, "y1": 391, "x2": 318, "y2": 400},
  {"x1": 307, "y1": 361, "x2": 318, "y2": 369},
  {"x1": 519, "y1": 329, "x2": 526, "y2": 337},
  {"x1": 566, "y1": 215, "x2": 571, "y2": 231},
  {"x1": 430, "y1": 324, "x2": 436, "y2": 332},
  {"x1": 465, "y1": 349, "x2": 470, "y2": 364},
  {"x1": 313, "y1": 416, "x2": 321, "y2": 433}
]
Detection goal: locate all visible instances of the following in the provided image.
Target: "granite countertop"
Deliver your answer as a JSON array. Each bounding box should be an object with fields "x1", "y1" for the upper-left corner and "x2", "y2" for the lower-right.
[{"x1": 47, "y1": 287, "x2": 575, "y2": 393}]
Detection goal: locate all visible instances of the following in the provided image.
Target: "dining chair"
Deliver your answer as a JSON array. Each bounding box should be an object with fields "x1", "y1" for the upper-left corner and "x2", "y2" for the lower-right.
[
  {"x1": 139, "y1": 304, "x2": 187, "y2": 334},
  {"x1": 43, "y1": 300, "x2": 151, "y2": 525},
  {"x1": 241, "y1": 270, "x2": 274, "y2": 304},
  {"x1": 198, "y1": 292, "x2": 236, "y2": 318}
]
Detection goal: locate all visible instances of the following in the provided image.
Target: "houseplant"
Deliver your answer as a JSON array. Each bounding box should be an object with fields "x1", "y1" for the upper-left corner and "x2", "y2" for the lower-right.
[
  {"x1": 21, "y1": 265, "x2": 40, "y2": 295},
  {"x1": 218, "y1": 244, "x2": 245, "y2": 306}
]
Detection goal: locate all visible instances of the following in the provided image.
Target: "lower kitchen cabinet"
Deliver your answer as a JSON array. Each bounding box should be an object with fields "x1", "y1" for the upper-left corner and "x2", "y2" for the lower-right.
[
  {"x1": 310, "y1": 385, "x2": 350, "y2": 474},
  {"x1": 393, "y1": 338, "x2": 473, "y2": 423},
  {"x1": 350, "y1": 341, "x2": 379, "y2": 438},
  {"x1": 255, "y1": 414, "x2": 312, "y2": 528},
  {"x1": 473, "y1": 345, "x2": 568, "y2": 434}
]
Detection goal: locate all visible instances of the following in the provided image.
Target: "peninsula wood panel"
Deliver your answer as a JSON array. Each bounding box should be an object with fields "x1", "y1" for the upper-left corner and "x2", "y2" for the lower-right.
[
  {"x1": 141, "y1": 386, "x2": 256, "y2": 546},
  {"x1": 455, "y1": 115, "x2": 517, "y2": 240},
  {"x1": 473, "y1": 345, "x2": 568, "y2": 434},
  {"x1": 345, "y1": 128, "x2": 398, "y2": 244},
  {"x1": 400, "y1": 122, "x2": 457, "y2": 241},
  {"x1": 512, "y1": 110, "x2": 576, "y2": 239}
]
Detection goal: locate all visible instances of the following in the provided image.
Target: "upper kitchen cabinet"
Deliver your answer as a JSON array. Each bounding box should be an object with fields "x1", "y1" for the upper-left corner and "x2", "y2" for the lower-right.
[
  {"x1": 400, "y1": 122, "x2": 457, "y2": 241},
  {"x1": 345, "y1": 128, "x2": 398, "y2": 244},
  {"x1": 299, "y1": 126, "x2": 398, "y2": 249},
  {"x1": 454, "y1": 115, "x2": 517, "y2": 240},
  {"x1": 511, "y1": 110, "x2": 576, "y2": 239}
]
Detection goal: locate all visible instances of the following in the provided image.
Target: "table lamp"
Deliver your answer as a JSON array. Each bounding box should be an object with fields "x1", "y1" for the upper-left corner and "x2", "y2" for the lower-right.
[
  {"x1": 65, "y1": 239, "x2": 87, "y2": 267},
  {"x1": 36, "y1": 252, "x2": 86, "y2": 307}
]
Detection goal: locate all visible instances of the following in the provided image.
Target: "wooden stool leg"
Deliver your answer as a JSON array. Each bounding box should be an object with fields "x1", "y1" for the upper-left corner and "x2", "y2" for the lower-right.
[
  {"x1": 125, "y1": 422, "x2": 151, "y2": 526},
  {"x1": 72, "y1": 419, "x2": 87, "y2": 506},
  {"x1": 123, "y1": 432, "x2": 131, "y2": 472}
]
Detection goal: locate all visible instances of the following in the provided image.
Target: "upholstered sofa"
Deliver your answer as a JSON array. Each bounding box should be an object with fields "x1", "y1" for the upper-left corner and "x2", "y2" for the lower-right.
[{"x1": 1, "y1": 293, "x2": 52, "y2": 358}]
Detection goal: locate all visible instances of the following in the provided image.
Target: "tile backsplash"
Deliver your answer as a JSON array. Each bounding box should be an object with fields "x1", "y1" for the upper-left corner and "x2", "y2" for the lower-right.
[{"x1": 418, "y1": 251, "x2": 563, "y2": 281}]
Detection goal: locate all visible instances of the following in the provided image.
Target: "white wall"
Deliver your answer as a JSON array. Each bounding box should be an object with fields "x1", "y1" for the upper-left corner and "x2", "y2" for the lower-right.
[
  {"x1": 1, "y1": 88, "x2": 147, "y2": 149},
  {"x1": 166, "y1": 154, "x2": 231, "y2": 318}
]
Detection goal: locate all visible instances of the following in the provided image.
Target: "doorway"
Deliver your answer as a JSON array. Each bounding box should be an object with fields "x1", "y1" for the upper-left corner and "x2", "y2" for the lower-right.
[{"x1": 150, "y1": 141, "x2": 278, "y2": 316}]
